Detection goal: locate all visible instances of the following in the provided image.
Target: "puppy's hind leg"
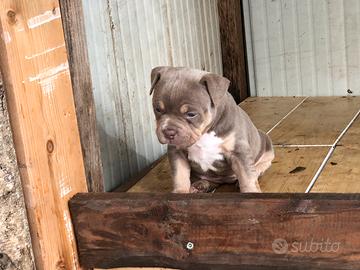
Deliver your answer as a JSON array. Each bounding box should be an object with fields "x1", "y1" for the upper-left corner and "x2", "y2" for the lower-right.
[
  {"x1": 256, "y1": 131, "x2": 275, "y2": 177},
  {"x1": 255, "y1": 150, "x2": 275, "y2": 177},
  {"x1": 230, "y1": 155, "x2": 261, "y2": 193}
]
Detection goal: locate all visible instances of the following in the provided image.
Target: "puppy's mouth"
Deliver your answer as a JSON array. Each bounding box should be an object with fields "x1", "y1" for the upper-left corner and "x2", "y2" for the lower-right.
[
  {"x1": 159, "y1": 135, "x2": 197, "y2": 148},
  {"x1": 156, "y1": 127, "x2": 199, "y2": 149}
]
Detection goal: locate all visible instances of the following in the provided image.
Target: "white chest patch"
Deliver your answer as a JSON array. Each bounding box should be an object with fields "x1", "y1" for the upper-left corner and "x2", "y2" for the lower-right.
[{"x1": 188, "y1": 131, "x2": 224, "y2": 172}]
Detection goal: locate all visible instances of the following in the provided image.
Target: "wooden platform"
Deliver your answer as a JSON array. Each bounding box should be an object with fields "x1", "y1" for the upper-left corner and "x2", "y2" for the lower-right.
[{"x1": 123, "y1": 97, "x2": 360, "y2": 193}]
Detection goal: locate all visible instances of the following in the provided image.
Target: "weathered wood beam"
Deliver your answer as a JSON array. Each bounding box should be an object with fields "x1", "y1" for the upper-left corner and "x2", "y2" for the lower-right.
[
  {"x1": 0, "y1": 1, "x2": 88, "y2": 269},
  {"x1": 59, "y1": 0, "x2": 104, "y2": 192},
  {"x1": 70, "y1": 193, "x2": 360, "y2": 270},
  {"x1": 218, "y1": 0, "x2": 249, "y2": 103}
]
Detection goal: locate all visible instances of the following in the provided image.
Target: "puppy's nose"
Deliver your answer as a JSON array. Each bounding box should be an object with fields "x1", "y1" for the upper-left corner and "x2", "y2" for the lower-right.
[{"x1": 163, "y1": 128, "x2": 177, "y2": 139}]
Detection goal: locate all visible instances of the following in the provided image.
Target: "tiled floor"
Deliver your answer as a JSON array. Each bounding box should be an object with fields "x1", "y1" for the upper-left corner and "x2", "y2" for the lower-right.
[{"x1": 126, "y1": 96, "x2": 360, "y2": 193}]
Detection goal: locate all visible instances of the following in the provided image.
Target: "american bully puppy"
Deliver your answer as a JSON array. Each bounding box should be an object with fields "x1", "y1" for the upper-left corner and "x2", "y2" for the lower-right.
[{"x1": 150, "y1": 66, "x2": 274, "y2": 193}]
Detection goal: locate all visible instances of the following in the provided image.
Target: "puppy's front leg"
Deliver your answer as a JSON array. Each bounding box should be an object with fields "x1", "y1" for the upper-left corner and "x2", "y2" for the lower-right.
[
  {"x1": 168, "y1": 146, "x2": 191, "y2": 193},
  {"x1": 230, "y1": 153, "x2": 261, "y2": 193}
]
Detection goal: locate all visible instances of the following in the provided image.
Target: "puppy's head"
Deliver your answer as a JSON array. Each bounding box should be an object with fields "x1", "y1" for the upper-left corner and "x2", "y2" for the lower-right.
[{"x1": 150, "y1": 66, "x2": 230, "y2": 149}]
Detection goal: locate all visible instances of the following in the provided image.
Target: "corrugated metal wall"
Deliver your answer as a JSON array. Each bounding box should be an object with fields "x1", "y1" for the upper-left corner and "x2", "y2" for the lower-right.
[
  {"x1": 82, "y1": 0, "x2": 222, "y2": 191},
  {"x1": 245, "y1": 0, "x2": 360, "y2": 96}
]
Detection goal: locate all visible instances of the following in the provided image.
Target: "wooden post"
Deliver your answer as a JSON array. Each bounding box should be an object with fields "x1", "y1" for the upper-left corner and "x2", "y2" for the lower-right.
[
  {"x1": 218, "y1": 0, "x2": 249, "y2": 103},
  {"x1": 0, "y1": 1, "x2": 88, "y2": 269},
  {"x1": 59, "y1": 0, "x2": 104, "y2": 192},
  {"x1": 70, "y1": 193, "x2": 360, "y2": 270}
]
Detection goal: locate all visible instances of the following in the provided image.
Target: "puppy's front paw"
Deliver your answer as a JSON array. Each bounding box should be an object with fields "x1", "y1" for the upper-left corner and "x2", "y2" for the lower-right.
[
  {"x1": 238, "y1": 179, "x2": 262, "y2": 193},
  {"x1": 241, "y1": 188, "x2": 261, "y2": 193},
  {"x1": 172, "y1": 188, "x2": 190, "y2": 193},
  {"x1": 240, "y1": 185, "x2": 262, "y2": 193}
]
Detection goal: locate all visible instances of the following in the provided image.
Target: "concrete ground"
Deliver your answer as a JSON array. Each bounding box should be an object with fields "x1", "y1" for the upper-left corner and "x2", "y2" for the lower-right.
[{"x1": 0, "y1": 74, "x2": 34, "y2": 270}]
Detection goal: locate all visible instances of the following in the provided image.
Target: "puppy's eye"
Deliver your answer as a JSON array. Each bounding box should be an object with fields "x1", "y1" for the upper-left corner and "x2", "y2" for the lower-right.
[
  {"x1": 185, "y1": 112, "x2": 198, "y2": 119},
  {"x1": 155, "y1": 106, "x2": 163, "y2": 113}
]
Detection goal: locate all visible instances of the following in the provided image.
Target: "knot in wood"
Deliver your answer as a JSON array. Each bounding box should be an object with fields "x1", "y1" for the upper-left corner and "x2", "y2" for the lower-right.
[
  {"x1": 46, "y1": 140, "x2": 54, "y2": 153},
  {"x1": 7, "y1": 10, "x2": 17, "y2": 25}
]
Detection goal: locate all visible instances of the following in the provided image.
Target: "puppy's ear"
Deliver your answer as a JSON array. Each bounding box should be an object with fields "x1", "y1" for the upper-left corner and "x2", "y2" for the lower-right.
[
  {"x1": 200, "y1": 73, "x2": 230, "y2": 107},
  {"x1": 149, "y1": 66, "x2": 169, "y2": 95}
]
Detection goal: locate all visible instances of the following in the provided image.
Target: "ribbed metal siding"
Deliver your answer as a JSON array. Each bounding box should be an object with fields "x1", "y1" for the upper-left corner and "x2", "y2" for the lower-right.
[
  {"x1": 246, "y1": 0, "x2": 360, "y2": 96},
  {"x1": 82, "y1": 0, "x2": 222, "y2": 191}
]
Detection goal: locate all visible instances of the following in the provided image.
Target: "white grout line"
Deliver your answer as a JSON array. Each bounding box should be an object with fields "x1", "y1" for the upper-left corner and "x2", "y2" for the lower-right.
[
  {"x1": 273, "y1": 144, "x2": 332, "y2": 148},
  {"x1": 305, "y1": 146, "x2": 335, "y2": 193},
  {"x1": 266, "y1": 96, "x2": 309, "y2": 135},
  {"x1": 305, "y1": 108, "x2": 360, "y2": 193}
]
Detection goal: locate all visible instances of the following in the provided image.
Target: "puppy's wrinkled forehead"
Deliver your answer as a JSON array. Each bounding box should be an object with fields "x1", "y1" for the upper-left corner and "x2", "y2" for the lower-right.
[{"x1": 152, "y1": 67, "x2": 211, "y2": 110}]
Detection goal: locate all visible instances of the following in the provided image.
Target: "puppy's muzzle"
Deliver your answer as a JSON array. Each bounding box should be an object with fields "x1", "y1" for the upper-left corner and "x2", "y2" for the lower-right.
[
  {"x1": 163, "y1": 127, "x2": 177, "y2": 140},
  {"x1": 156, "y1": 117, "x2": 198, "y2": 148}
]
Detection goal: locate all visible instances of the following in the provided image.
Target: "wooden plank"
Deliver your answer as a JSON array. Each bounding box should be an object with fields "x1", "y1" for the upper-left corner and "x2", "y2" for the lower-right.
[
  {"x1": 0, "y1": 1, "x2": 88, "y2": 269},
  {"x1": 312, "y1": 117, "x2": 360, "y2": 192},
  {"x1": 96, "y1": 268, "x2": 172, "y2": 270},
  {"x1": 127, "y1": 156, "x2": 171, "y2": 193},
  {"x1": 70, "y1": 192, "x2": 360, "y2": 270},
  {"x1": 260, "y1": 147, "x2": 329, "y2": 192},
  {"x1": 269, "y1": 96, "x2": 360, "y2": 145},
  {"x1": 59, "y1": 0, "x2": 104, "y2": 192},
  {"x1": 121, "y1": 156, "x2": 169, "y2": 193},
  {"x1": 337, "y1": 115, "x2": 360, "y2": 148},
  {"x1": 218, "y1": 0, "x2": 248, "y2": 103},
  {"x1": 311, "y1": 146, "x2": 360, "y2": 192},
  {"x1": 239, "y1": 97, "x2": 305, "y2": 133}
]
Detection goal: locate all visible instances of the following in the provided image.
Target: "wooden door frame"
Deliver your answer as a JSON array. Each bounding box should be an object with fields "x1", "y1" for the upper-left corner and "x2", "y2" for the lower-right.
[
  {"x1": 60, "y1": 0, "x2": 104, "y2": 193},
  {"x1": 0, "y1": 1, "x2": 89, "y2": 268}
]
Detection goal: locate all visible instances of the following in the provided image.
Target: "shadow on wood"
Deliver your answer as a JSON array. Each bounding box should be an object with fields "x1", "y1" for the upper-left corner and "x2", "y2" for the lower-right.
[{"x1": 69, "y1": 193, "x2": 360, "y2": 270}]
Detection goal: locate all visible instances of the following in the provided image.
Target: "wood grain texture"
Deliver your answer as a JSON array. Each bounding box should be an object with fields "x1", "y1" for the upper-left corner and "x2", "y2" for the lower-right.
[
  {"x1": 269, "y1": 96, "x2": 360, "y2": 145},
  {"x1": 59, "y1": 0, "x2": 104, "y2": 192},
  {"x1": 70, "y1": 192, "x2": 360, "y2": 270},
  {"x1": 312, "y1": 117, "x2": 360, "y2": 192},
  {"x1": 0, "y1": 1, "x2": 88, "y2": 269},
  {"x1": 311, "y1": 146, "x2": 360, "y2": 193},
  {"x1": 218, "y1": 0, "x2": 248, "y2": 103},
  {"x1": 239, "y1": 97, "x2": 305, "y2": 133},
  {"x1": 336, "y1": 115, "x2": 360, "y2": 148}
]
